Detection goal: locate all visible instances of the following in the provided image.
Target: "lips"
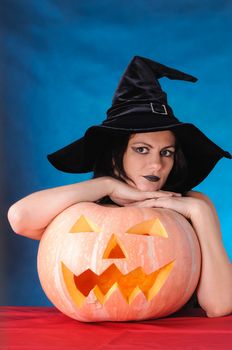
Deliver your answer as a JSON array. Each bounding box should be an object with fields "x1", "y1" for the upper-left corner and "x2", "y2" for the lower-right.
[{"x1": 143, "y1": 175, "x2": 160, "y2": 182}]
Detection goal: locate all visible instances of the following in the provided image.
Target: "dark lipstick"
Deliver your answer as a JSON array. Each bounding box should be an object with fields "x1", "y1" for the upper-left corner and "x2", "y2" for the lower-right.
[{"x1": 143, "y1": 175, "x2": 160, "y2": 182}]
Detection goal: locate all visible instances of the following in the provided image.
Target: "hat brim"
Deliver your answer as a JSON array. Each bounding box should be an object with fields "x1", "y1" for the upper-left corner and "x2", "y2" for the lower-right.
[{"x1": 47, "y1": 122, "x2": 231, "y2": 193}]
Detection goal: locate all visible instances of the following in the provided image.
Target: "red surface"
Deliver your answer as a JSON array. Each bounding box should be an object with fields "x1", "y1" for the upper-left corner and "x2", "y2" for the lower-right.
[{"x1": 1, "y1": 306, "x2": 232, "y2": 349}]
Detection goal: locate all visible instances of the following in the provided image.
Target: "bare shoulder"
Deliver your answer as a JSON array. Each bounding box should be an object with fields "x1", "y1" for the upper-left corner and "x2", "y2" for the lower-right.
[{"x1": 185, "y1": 190, "x2": 215, "y2": 210}]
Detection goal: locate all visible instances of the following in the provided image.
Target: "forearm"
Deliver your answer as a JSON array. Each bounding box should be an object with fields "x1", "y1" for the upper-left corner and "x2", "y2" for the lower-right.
[
  {"x1": 8, "y1": 177, "x2": 112, "y2": 238},
  {"x1": 190, "y1": 203, "x2": 232, "y2": 317}
]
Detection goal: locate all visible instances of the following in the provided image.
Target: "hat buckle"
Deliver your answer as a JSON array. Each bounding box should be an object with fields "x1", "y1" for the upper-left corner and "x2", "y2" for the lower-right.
[{"x1": 150, "y1": 103, "x2": 168, "y2": 115}]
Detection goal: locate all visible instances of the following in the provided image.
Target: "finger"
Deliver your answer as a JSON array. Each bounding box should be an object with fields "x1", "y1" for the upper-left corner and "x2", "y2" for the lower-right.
[
  {"x1": 144, "y1": 192, "x2": 178, "y2": 199},
  {"x1": 157, "y1": 190, "x2": 182, "y2": 197},
  {"x1": 129, "y1": 192, "x2": 172, "y2": 203},
  {"x1": 125, "y1": 197, "x2": 189, "y2": 218},
  {"x1": 125, "y1": 201, "x2": 151, "y2": 207},
  {"x1": 125, "y1": 197, "x2": 176, "y2": 209},
  {"x1": 125, "y1": 198, "x2": 165, "y2": 208}
]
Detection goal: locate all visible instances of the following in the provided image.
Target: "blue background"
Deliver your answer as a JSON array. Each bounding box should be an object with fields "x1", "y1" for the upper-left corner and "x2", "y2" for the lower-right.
[{"x1": 1, "y1": 0, "x2": 231, "y2": 306}]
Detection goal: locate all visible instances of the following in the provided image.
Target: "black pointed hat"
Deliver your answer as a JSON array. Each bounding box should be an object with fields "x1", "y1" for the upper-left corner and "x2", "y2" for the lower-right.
[
  {"x1": 107, "y1": 55, "x2": 197, "y2": 122},
  {"x1": 47, "y1": 56, "x2": 231, "y2": 193}
]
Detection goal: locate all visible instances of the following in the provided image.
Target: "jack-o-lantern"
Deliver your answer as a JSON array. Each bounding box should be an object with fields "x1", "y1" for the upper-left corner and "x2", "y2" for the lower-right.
[{"x1": 37, "y1": 202, "x2": 201, "y2": 322}]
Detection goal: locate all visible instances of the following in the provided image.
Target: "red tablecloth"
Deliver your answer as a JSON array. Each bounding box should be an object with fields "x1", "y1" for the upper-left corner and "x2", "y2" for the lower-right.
[{"x1": 1, "y1": 306, "x2": 232, "y2": 349}]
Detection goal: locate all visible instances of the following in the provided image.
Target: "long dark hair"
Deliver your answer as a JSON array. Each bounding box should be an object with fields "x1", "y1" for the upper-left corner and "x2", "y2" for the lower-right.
[{"x1": 92, "y1": 131, "x2": 189, "y2": 203}]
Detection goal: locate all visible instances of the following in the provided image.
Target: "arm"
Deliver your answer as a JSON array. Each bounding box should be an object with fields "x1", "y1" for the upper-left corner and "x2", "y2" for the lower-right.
[
  {"x1": 185, "y1": 191, "x2": 232, "y2": 317},
  {"x1": 125, "y1": 191, "x2": 232, "y2": 317},
  {"x1": 8, "y1": 177, "x2": 179, "y2": 240},
  {"x1": 8, "y1": 177, "x2": 113, "y2": 240}
]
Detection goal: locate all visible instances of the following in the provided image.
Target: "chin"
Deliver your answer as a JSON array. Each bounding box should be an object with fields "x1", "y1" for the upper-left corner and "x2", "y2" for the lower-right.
[
  {"x1": 135, "y1": 181, "x2": 161, "y2": 192},
  {"x1": 125, "y1": 177, "x2": 163, "y2": 192}
]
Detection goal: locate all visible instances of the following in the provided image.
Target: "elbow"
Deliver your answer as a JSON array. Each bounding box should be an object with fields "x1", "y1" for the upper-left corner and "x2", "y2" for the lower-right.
[
  {"x1": 8, "y1": 204, "x2": 45, "y2": 240},
  {"x1": 203, "y1": 303, "x2": 232, "y2": 318},
  {"x1": 206, "y1": 308, "x2": 232, "y2": 318},
  {"x1": 7, "y1": 204, "x2": 27, "y2": 235},
  {"x1": 198, "y1": 288, "x2": 232, "y2": 318}
]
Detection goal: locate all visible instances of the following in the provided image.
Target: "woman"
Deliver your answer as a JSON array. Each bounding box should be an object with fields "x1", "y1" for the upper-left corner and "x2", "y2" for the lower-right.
[{"x1": 8, "y1": 56, "x2": 232, "y2": 317}]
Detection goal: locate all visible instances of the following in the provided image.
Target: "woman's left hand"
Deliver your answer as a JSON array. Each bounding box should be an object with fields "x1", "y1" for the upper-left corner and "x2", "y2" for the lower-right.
[{"x1": 124, "y1": 193, "x2": 204, "y2": 221}]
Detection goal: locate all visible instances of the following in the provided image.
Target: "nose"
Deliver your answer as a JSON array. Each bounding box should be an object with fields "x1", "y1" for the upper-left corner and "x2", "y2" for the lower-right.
[
  {"x1": 102, "y1": 234, "x2": 126, "y2": 259},
  {"x1": 147, "y1": 154, "x2": 162, "y2": 172}
]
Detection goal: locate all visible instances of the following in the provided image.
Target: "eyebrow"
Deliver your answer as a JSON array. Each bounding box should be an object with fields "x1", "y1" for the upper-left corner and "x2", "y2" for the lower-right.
[{"x1": 131, "y1": 142, "x2": 176, "y2": 149}]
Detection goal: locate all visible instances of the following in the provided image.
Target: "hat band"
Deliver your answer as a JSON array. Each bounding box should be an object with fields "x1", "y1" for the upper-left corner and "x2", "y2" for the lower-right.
[
  {"x1": 101, "y1": 114, "x2": 181, "y2": 129},
  {"x1": 106, "y1": 102, "x2": 176, "y2": 121}
]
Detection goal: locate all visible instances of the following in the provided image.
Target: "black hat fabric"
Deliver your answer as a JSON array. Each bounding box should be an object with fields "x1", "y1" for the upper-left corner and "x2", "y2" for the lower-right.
[
  {"x1": 47, "y1": 56, "x2": 231, "y2": 193},
  {"x1": 107, "y1": 55, "x2": 197, "y2": 121}
]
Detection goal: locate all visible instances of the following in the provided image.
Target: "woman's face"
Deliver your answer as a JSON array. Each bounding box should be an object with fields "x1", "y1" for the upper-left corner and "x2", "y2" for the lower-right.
[{"x1": 122, "y1": 131, "x2": 176, "y2": 191}]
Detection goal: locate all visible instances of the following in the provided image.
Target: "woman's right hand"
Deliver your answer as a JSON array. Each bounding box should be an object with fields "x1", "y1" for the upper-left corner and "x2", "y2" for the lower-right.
[{"x1": 107, "y1": 177, "x2": 181, "y2": 206}]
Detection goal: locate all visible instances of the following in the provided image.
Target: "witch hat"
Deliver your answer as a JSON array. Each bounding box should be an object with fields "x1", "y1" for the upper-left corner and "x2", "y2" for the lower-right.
[{"x1": 47, "y1": 56, "x2": 231, "y2": 193}]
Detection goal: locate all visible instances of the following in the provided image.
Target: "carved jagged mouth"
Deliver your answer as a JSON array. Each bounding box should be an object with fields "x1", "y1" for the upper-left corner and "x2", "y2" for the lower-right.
[{"x1": 62, "y1": 261, "x2": 175, "y2": 306}]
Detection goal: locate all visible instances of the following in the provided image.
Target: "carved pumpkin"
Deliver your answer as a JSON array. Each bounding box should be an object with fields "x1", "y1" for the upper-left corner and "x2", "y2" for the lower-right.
[{"x1": 37, "y1": 202, "x2": 201, "y2": 322}]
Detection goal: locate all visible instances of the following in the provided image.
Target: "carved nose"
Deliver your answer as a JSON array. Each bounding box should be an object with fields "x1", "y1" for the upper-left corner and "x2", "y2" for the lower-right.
[{"x1": 103, "y1": 234, "x2": 126, "y2": 259}]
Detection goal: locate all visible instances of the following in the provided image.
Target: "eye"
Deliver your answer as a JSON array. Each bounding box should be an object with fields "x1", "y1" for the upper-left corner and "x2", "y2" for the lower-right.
[
  {"x1": 70, "y1": 215, "x2": 101, "y2": 233},
  {"x1": 133, "y1": 146, "x2": 149, "y2": 154},
  {"x1": 160, "y1": 149, "x2": 175, "y2": 157},
  {"x1": 126, "y1": 219, "x2": 168, "y2": 238}
]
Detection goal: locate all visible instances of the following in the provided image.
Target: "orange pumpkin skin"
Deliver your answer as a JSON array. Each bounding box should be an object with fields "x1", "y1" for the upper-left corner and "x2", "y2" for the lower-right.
[{"x1": 37, "y1": 202, "x2": 201, "y2": 322}]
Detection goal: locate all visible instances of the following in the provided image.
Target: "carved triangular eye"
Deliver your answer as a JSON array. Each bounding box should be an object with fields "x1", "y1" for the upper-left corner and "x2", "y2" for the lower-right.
[
  {"x1": 70, "y1": 215, "x2": 101, "y2": 233},
  {"x1": 126, "y1": 218, "x2": 168, "y2": 238}
]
